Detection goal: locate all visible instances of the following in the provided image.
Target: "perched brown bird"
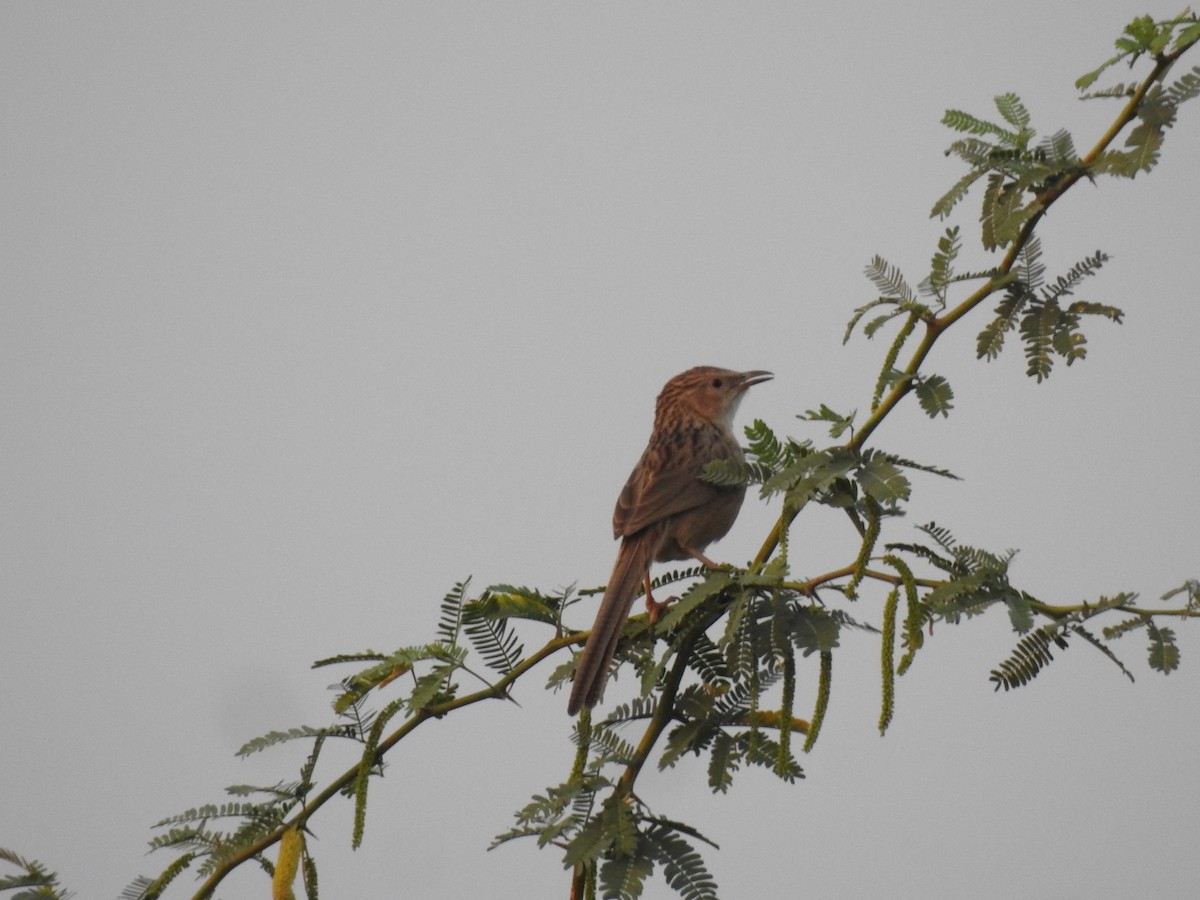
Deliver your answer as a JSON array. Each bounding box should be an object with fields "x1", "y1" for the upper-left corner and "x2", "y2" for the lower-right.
[{"x1": 567, "y1": 366, "x2": 772, "y2": 715}]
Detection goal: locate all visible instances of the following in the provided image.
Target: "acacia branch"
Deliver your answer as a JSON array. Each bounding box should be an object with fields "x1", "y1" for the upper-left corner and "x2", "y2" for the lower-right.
[
  {"x1": 191, "y1": 631, "x2": 580, "y2": 899},
  {"x1": 754, "y1": 45, "x2": 1192, "y2": 571}
]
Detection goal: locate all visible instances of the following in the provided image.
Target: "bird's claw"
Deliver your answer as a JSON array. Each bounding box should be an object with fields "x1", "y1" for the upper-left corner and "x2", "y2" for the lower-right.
[{"x1": 645, "y1": 593, "x2": 678, "y2": 625}]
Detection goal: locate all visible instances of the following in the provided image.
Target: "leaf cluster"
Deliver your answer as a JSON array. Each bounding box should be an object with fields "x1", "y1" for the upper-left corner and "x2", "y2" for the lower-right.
[
  {"x1": 975, "y1": 238, "x2": 1122, "y2": 380},
  {"x1": 0, "y1": 848, "x2": 73, "y2": 900}
]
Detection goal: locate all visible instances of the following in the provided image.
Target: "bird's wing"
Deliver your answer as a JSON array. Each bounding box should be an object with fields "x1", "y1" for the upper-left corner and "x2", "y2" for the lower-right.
[{"x1": 613, "y1": 464, "x2": 719, "y2": 538}]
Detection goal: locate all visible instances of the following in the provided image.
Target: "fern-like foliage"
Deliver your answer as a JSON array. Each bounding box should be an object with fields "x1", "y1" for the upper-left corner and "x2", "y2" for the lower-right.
[
  {"x1": 800, "y1": 404, "x2": 856, "y2": 439},
  {"x1": 436, "y1": 579, "x2": 471, "y2": 647},
  {"x1": 570, "y1": 805, "x2": 723, "y2": 900},
  {"x1": 1077, "y1": 11, "x2": 1200, "y2": 175},
  {"x1": 972, "y1": 238, "x2": 1119, "y2": 380},
  {"x1": 1146, "y1": 620, "x2": 1181, "y2": 673},
  {"x1": 492, "y1": 778, "x2": 605, "y2": 850},
  {"x1": 662, "y1": 680, "x2": 804, "y2": 792},
  {"x1": 685, "y1": 632, "x2": 734, "y2": 687},
  {"x1": 237, "y1": 725, "x2": 355, "y2": 757},
  {"x1": 0, "y1": 848, "x2": 73, "y2": 900},
  {"x1": 326, "y1": 643, "x2": 466, "y2": 713},
  {"x1": 888, "y1": 524, "x2": 1025, "y2": 631},
  {"x1": 864, "y1": 254, "x2": 917, "y2": 303},
  {"x1": 121, "y1": 854, "x2": 195, "y2": 900},
  {"x1": 526, "y1": 786, "x2": 725, "y2": 900},
  {"x1": 478, "y1": 583, "x2": 564, "y2": 625},
  {"x1": 703, "y1": 418, "x2": 815, "y2": 490},
  {"x1": 960, "y1": 584, "x2": 1146, "y2": 690},
  {"x1": 990, "y1": 626, "x2": 1070, "y2": 691},
  {"x1": 934, "y1": 91, "x2": 1081, "y2": 236},
  {"x1": 919, "y1": 226, "x2": 962, "y2": 305},
  {"x1": 844, "y1": 256, "x2": 933, "y2": 349},
  {"x1": 463, "y1": 597, "x2": 525, "y2": 674},
  {"x1": 914, "y1": 373, "x2": 955, "y2": 418},
  {"x1": 1071, "y1": 624, "x2": 1136, "y2": 683},
  {"x1": 1166, "y1": 64, "x2": 1200, "y2": 104},
  {"x1": 645, "y1": 822, "x2": 720, "y2": 900},
  {"x1": 1162, "y1": 578, "x2": 1200, "y2": 608}
]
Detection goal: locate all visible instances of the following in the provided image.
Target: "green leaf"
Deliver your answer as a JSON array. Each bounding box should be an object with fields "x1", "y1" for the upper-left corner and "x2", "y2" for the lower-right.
[
  {"x1": 237, "y1": 726, "x2": 342, "y2": 757},
  {"x1": 863, "y1": 312, "x2": 900, "y2": 338},
  {"x1": 1068, "y1": 300, "x2": 1123, "y2": 324},
  {"x1": 1042, "y1": 251, "x2": 1109, "y2": 302},
  {"x1": 923, "y1": 227, "x2": 961, "y2": 300},
  {"x1": 1080, "y1": 82, "x2": 1138, "y2": 100},
  {"x1": 705, "y1": 731, "x2": 738, "y2": 793},
  {"x1": 1173, "y1": 24, "x2": 1200, "y2": 54},
  {"x1": 1089, "y1": 148, "x2": 1143, "y2": 178},
  {"x1": 788, "y1": 607, "x2": 841, "y2": 657},
  {"x1": 844, "y1": 296, "x2": 899, "y2": 343},
  {"x1": 436, "y1": 579, "x2": 470, "y2": 646},
  {"x1": 1124, "y1": 120, "x2": 1164, "y2": 173},
  {"x1": 1138, "y1": 87, "x2": 1177, "y2": 128},
  {"x1": 463, "y1": 603, "x2": 524, "y2": 673},
  {"x1": 990, "y1": 628, "x2": 1067, "y2": 691},
  {"x1": 979, "y1": 171, "x2": 1002, "y2": 250},
  {"x1": 1166, "y1": 65, "x2": 1200, "y2": 107},
  {"x1": 941, "y1": 108, "x2": 1015, "y2": 142},
  {"x1": 563, "y1": 815, "x2": 610, "y2": 867},
  {"x1": 882, "y1": 453, "x2": 960, "y2": 480},
  {"x1": 864, "y1": 255, "x2": 915, "y2": 302},
  {"x1": 857, "y1": 451, "x2": 912, "y2": 504},
  {"x1": 599, "y1": 840, "x2": 654, "y2": 900},
  {"x1": 1147, "y1": 621, "x2": 1180, "y2": 674},
  {"x1": 1020, "y1": 305, "x2": 1055, "y2": 382},
  {"x1": 976, "y1": 319, "x2": 1008, "y2": 360},
  {"x1": 945, "y1": 136, "x2": 1001, "y2": 167},
  {"x1": 744, "y1": 418, "x2": 782, "y2": 464},
  {"x1": 769, "y1": 447, "x2": 857, "y2": 506},
  {"x1": 1017, "y1": 236, "x2": 1046, "y2": 291},
  {"x1": 914, "y1": 374, "x2": 955, "y2": 418},
  {"x1": 655, "y1": 571, "x2": 734, "y2": 632},
  {"x1": 1071, "y1": 625, "x2": 1135, "y2": 684},
  {"x1": 1120, "y1": 14, "x2": 1158, "y2": 53},
  {"x1": 994, "y1": 92, "x2": 1033, "y2": 144},
  {"x1": 931, "y1": 167, "x2": 987, "y2": 219},
  {"x1": 989, "y1": 184, "x2": 1038, "y2": 250},
  {"x1": 648, "y1": 825, "x2": 720, "y2": 900},
  {"x1": 1161, "y1": 578, "x2": 1200, "y2": 608},
  {"x1": 1004, "y1": 593, "x2": 1035, "y2": 634},
  {"x1": 1051, "y1": 318, "x2": 1087, "y2": 366},
  {"x1": 800, "y1": 403, "x2": 856, "y2": 438},
  {"x1": 1039, "y1": 128, "x2": 1078, "y2": 164},
  {"x1": 472, "y1": 586, "x2": 558, "y2": 625}
]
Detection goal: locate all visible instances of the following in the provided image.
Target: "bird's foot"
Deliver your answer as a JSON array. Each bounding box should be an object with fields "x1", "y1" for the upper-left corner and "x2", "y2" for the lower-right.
[{"x1": 645, "y1": 593, "x2": 678, "y2": 625}]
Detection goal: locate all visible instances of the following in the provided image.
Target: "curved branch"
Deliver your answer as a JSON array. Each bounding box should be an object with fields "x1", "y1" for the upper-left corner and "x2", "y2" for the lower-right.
[{"x1": 192, "y1": 631, "x2": 581, "y2": 899}]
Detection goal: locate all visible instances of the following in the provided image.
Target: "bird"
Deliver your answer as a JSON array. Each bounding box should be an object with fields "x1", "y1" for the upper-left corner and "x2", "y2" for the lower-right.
[{"x1": 567, "y1": 366, "x2": 772, "y2": 715}]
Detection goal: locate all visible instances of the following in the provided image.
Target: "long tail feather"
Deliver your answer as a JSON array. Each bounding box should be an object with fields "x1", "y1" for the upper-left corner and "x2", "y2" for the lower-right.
[{"x1": 568, "y1": 529, "x2": 658, "y2": 715}]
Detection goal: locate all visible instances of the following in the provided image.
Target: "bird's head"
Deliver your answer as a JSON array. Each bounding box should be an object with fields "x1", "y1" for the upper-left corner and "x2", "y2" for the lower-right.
[{"x1": 657, "y1": 366, "x2": 773, "y2": 431}]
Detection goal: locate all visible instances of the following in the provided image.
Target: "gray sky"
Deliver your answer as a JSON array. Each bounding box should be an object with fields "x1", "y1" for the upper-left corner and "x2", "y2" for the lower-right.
[{"x1": 3, "y1": 4, "x2": 1198, "y2": 898}]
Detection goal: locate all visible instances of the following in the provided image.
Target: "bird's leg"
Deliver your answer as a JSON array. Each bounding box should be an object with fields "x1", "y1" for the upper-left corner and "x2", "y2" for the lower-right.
[
  {"x1": 645, "y1": 545, "x2": 736, "y2": 627},
  {"x1": 642, "y1": 572, "x2": 675, "y2": 624},
  {"x1": 680, "y1": 544, "x2": 728, "y2": 572}
]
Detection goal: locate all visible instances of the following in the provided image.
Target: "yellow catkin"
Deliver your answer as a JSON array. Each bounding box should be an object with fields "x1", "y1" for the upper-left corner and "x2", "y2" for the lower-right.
[{"x1": 273, "y1": 826, "x2": 304, "y2": 900}]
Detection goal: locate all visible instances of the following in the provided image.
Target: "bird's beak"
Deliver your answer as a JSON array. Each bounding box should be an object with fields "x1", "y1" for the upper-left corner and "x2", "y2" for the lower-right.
[{"x1": 736, "y1": 370, "x2": 773, "y2": 390}]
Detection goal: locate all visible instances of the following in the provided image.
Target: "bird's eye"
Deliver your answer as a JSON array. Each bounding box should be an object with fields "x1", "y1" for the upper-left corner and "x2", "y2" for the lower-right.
[{"x1": 711, "y1": 378, "x2": 723, "y2": 388}]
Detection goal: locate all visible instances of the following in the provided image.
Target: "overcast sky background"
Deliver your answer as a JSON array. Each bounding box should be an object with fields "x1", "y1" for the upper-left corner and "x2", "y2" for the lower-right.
[{"x1": 3, "y1": 4, "x2": 1199, "y2": 899}]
